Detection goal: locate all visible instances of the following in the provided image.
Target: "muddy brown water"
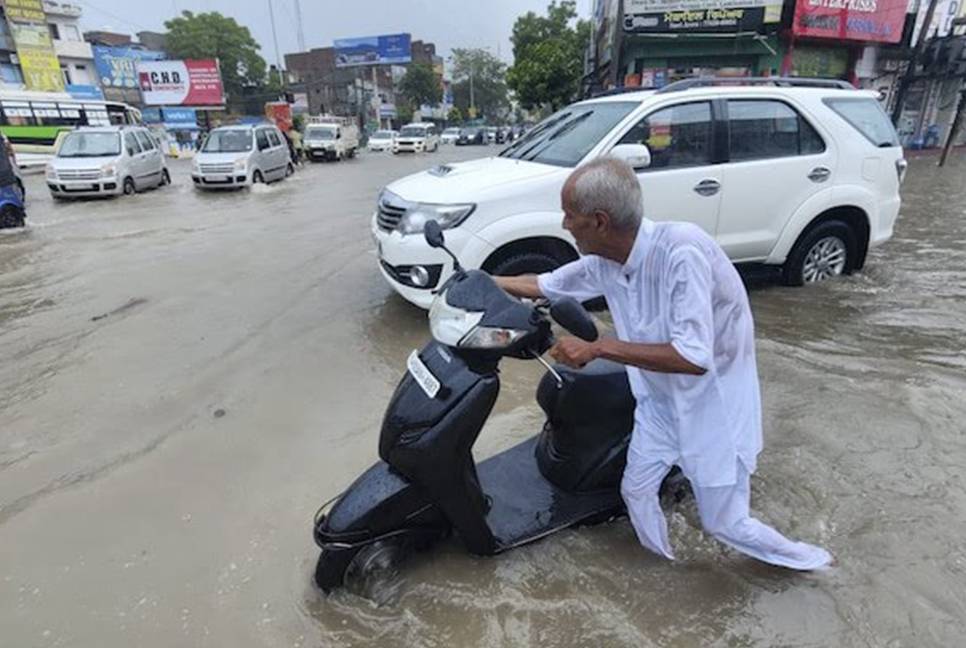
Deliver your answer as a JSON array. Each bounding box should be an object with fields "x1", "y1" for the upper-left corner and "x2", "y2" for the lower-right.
[{"x1": 1, "y1": 149, "x2": 965, "y2": 647}]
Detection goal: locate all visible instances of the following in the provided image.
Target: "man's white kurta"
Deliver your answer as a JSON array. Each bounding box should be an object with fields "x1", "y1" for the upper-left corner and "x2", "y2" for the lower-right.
[{"x1": 538, "y1": 219, "x2": 762, "y2": 488}]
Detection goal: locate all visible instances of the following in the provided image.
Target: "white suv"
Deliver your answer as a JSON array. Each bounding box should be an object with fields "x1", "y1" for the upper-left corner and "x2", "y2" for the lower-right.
[
  {"x1": 373, "y1": 79, "x2": 906, "y2": 309},
  {"x1": 393, "y1": 123, "x2": 440, "y2": 154}
]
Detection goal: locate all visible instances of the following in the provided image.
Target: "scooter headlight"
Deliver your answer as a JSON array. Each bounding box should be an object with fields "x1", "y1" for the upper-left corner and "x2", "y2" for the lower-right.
[{"x1": 429, "y1": 293, "x2": 526, "y2": 349}]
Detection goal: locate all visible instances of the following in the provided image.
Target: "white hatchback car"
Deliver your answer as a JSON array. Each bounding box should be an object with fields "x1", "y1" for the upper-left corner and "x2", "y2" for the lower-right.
[
  {"x1": 368, "y1": 130, "x2": 398, "y2": 152},
  {"x1": 373, "y1": 78, "x2": 906, "y2": 309},
  {"x1": 47, "y1": 126, "x2": 169, "y2": 199},
  {"x1": 393, "y1": 123, "x2": 440, "y2": 154},
  {"x1": 192, "y1": 124, "x2": 293, "y2": 189},
  {"x1": 441, "y1": 127, "x2": 461, "y2": 144}
]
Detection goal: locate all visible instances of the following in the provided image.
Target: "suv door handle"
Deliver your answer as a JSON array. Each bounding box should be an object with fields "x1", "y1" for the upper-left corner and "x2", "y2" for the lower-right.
[
  {"x1": 808, "y1": 167, "x2": 831, "y2": 183},
  {"x1": 693, "y1": 179, "x2": 720, "y2": 197}
]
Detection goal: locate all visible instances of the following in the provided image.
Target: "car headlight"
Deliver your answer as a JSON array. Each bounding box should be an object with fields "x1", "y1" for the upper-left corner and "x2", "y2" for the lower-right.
[
  {"x1": 234, "y1": 158, "x2": 247, "y2": 171},
  {"x1": 397, "y1": 202, "x2": 475, "y2": 234},
  {"x1": 429, "y1": 294, "x2": 526, "y2": 349},
  {"x1": 192, "y1": 159, "x2": 200, "y2": 172},
  {"x1": 100, "y1": 162, "x2": 117, "y2": 178},
  {"x1": 45, "y1": 163, "x2": 56, "y2": 180}
]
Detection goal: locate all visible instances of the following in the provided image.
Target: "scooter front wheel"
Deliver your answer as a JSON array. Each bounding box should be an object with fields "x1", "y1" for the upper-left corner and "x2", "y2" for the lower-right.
[{"x1": 314, "y1": 547, "x2": 360, "y2": 593}]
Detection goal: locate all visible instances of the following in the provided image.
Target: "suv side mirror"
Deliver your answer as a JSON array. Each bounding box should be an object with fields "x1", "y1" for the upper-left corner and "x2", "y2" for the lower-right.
[
  {"x1": 611, "y1": 143, "x2": 652, "y2": 171},
  {"x1": 550, "y1": 297, "x2": 598, "y2": 342},
  {"x1": 424, "y1": 220, "x2": 444, "y2": 248}
]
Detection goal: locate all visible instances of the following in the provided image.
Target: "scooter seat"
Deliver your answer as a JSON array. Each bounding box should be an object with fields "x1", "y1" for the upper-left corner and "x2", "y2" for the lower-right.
[{"x1": 535, "y1": 359, "x2": 635, "y2": 492}]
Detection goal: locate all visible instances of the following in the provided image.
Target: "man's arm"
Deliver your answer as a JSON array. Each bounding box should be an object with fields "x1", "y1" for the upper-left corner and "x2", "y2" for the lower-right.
[
  {"x1": 550, "y1": 336, "x2": 706, "y2": 375},
  {"x1": 493, "y1": 275, "x2": 544, "y2": 299}
]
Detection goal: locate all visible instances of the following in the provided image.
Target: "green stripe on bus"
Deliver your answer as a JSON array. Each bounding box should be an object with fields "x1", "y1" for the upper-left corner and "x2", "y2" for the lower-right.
[{"x1": 1, "y1": 125, "x2": 68, "y2": 140}]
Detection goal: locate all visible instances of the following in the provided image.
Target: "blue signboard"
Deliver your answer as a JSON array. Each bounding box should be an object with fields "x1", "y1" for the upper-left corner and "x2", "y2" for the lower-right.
[
  {"x1": 92, "y1": 45, "x2": 164, "y2": 89},
  {"x1": 333, "y1": 33, "x2": 412, "y2": 67},
  {"x1": 65, "y1": 84, "x2": 104, "y2": 100},
  {"x1": 162, "y1": 108, "x2": 197, "y2": 125},
  {"x1": 141, "y1": 107, "x2": 163, "y2": 123}
]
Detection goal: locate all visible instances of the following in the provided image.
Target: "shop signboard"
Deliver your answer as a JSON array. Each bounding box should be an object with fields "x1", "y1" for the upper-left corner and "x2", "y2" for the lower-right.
[
  {"x1": 333, "y1": 34, "x2": 412, "y2": 67},
  {"x1": 2, "y1": 0, "x2": 45, "y2": 22},
  {"x1": 911, "y1": 0, "x2": 961, "y2": 44},
  {"x1": 623, "y1": 0, "x2": 783, "y2": 32},
  {"x1": 93, "y1": 45, "x2": 165, "y2": 89},
  {"x1": 792, "y1": 0, "x2": 909, "y2": 43},
  {"x1": 10, "y1": 22, "x2": 64, "y2": 92},
  {"x1": 136, "y1": 59, "x2": 225, "y2": 106}
]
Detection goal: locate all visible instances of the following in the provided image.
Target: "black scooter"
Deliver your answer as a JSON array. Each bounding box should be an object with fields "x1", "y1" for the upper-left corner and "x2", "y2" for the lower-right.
[{"x1": 312, "y1": 221, "x2": 684, "y2": 592}]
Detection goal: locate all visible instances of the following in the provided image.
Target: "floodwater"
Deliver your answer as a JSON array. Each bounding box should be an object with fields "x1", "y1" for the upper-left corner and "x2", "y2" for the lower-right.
[{"x1": 1, "y1": 147, "x2": 965, "y2": 647}]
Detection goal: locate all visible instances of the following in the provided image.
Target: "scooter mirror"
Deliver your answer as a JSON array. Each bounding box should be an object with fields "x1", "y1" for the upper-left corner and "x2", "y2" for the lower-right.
[
  {"x1": 550, "y1": 297, "x2": 598, "y2": 342},
  {"x1": 424, "y1": 220, "x2": 445, "y2": 248}
]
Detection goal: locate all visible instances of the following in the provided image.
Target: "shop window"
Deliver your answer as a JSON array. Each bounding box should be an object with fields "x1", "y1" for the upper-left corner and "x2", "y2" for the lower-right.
[
  {"x1": 0, "y1": 63, "x2": 23, "y2": 84},
  {"x1": 48, "y1": 23, "x2": 60, "y2": 41},
  {"x1": 728, "y1": 100, "x2": 826, "y2": 161},
  {"x1": 617, "y1": 101, "x2": 712, "y2": 171}
]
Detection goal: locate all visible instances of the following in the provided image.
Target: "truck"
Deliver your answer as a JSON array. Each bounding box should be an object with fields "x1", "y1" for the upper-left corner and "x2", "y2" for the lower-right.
[{"x1": 303, "y1": 116, "x2": 360, "y2": 162}]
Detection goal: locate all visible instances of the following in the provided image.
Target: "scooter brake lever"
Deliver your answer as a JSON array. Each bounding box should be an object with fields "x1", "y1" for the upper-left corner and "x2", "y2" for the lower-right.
[{"x1": 528, "y1": 349, "x2": 563, "y2": 388}]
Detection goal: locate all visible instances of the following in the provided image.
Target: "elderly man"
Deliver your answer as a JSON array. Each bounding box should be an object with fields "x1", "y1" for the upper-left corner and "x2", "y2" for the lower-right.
[{"x1": 495, "y1": 157, "x2": 832, "y2": 570}]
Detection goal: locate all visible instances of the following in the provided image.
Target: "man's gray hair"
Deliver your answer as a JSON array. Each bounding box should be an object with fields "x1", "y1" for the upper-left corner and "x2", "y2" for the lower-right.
[{"x1": 570, "y1": 157, "x2": 643, "y2": 231}]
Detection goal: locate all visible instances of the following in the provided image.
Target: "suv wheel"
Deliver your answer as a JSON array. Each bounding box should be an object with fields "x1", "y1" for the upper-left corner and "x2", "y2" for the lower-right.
[
  {"x1": 489, "y1": 251, "x2": 560, "y2": 277},
  {"x1": 782, "y1": 220, "x2": 856, "y2": 286}
]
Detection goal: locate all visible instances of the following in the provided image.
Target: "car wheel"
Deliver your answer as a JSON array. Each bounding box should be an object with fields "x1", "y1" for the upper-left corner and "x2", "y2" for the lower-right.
[
  {"x1": 122, "y1": 177, "x2": 136, "y2": 195},
  {"x1": 252, "y1": 170, "x2": 264, "y2": 184},
  {"x1": 782, "y1": 220, "x2": 857, "y2": 286},
  {"x1": 0, "y1": 204, "x2": 25, "y2": 228},
  {"x1": 16, "y1": 178, "x2": 25, "y2": 200},
  {"x1": 160, "y1": 168, "x2": 171, "y2": 186},
  {"x1": 490, "y1": 251, "x2": 560, "y2": 277}
]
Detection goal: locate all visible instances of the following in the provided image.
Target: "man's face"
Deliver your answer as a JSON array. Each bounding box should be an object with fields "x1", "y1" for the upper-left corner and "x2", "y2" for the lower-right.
[{"x1": 561, "y1": 183, "x2": 607, "y2": 255}]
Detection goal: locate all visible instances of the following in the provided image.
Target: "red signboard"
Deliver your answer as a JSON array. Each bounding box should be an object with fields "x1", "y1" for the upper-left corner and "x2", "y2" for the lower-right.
[
  {"x1": 136, "y1": 59, "x2": 225, "y2": 106},
  {"x1": 792, "y1": 0, "x2": 908, "y2": 44}
]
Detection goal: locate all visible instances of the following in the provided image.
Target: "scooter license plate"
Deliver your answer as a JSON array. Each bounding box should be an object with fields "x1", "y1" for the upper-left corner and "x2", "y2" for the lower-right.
[{"x1": 407, "y1": 350, "x2": 440, "y2": 399}]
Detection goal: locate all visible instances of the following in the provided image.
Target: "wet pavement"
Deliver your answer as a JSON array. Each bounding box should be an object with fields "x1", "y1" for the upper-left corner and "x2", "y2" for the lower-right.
[{"x1": 1, "y1": 147, "x2": 965, "y2": 647}]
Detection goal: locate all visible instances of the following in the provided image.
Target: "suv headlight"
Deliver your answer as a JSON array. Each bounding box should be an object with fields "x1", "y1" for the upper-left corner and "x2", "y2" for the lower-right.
[
  {"x1": 397, "y1": 202, "x2": 476, "y2": 234},
  {"x1": 100, "y1": 162, "x2": 116, "y2": 178},
  {"x1": 45, "y1": 163, "x2": 56, "y2": 180}
]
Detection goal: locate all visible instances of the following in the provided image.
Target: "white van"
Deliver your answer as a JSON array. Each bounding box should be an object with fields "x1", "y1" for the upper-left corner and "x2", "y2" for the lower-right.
[
  {"x1": 46, "y1": 126, "x2": 169, "y2": 199},
  {"x1": 393, "y1": 123, "x2": 440, "y2": 154},
  {"x1": 191, "y1": 124, "x2": 293, "y2": 189},
  {"x1": 305, "y1": 123, "x2": 360, "y2": 161},
  {"x1": 372, "y1": 78, "x2": 905, "y2": 308}
]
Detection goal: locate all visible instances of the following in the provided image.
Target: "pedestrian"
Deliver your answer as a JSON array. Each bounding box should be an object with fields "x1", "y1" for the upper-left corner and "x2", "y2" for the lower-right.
[
  {"x1": 289, "y1": 127, "x2": 304, "y2": 165},
  {"x1": 282, "y1": 129, "x2": 297, "y2": 167},
  {"x1": 495, "y1": 157, "x2": 833, "y2": 571}
]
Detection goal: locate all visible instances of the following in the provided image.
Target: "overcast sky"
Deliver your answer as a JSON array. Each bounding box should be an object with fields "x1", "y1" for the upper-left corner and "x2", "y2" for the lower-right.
[{"x1": 77, "y1": 0, "x2": 594, "y2": 66}]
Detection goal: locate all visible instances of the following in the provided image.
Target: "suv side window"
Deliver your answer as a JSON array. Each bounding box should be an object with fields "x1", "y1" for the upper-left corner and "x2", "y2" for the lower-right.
[
  {"x1": 618, "y1": 102, "x2": 712, "y2": 171},
  {"x1": 823, "y1": 97, "x2": 899, "y2": 147},
  {"x1": 256, "y1": 129, "x2": 270, "y2": 151},
  {"x1": 123, "y1": 131, "x2": 142, "y2": 155},
  {"x1": 134, "y1": 130, "x2": 155, "y2": 151},
  {"x1": 728, "y1": 100, "x2": 825, "y2": 162},
  {"x1": 267, "y1": 129, "x2": 282, "y2": 147}
]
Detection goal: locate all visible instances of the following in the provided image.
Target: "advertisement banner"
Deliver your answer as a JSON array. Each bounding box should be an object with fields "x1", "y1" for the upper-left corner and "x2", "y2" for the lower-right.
[
  {"x1": 792, "y1": 0, "x2": 909, "y2": 43},
  {"x1": 334, "y1": 33, "x2": 412, "y2": 67},
  {"x1": 623, "y1": 0, "x2": 783, "y2": 32},
  {"x1": 136, "y1": 59, "x2": 225, "y2": 106},
  {"x1": 2, "y1": 0, "x2": 45, "y2": 22},
  {"x1": 10, "y1": 22, "x2": 64, "y2": 92},
  {"x1": 93, "y1": 45, "x2": 165, "y2": 89},
  {"x1": 911, "y1": 0, "x2": 961, "y2": 44}
]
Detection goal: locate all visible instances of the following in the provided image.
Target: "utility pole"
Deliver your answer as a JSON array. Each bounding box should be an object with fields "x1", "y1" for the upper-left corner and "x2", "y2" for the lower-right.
[
  {"x1": 938, "y1": 87, "x2": 966, "y2": 166},
  {"x1": 891, "y1": 0, "x2": 942, "y2": 126},
  {"x1": 294, "y1": 0, "x2": 306, "y2": 52},
  {"x1": 268, "y1": 0, "x2": 284, "y2": 87}
]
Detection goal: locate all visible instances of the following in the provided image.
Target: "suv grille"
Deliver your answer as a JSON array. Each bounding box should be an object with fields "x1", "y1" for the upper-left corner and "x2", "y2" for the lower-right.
[
  {"x1": 377, "y1": 201, "x2": 406, "y2": 231},
  {"x1": 200, "y1": 163, "x2": 235, "y2": 174},
  {"x1": 57, "y1": 169, "x2": 100, "y2": 181}
]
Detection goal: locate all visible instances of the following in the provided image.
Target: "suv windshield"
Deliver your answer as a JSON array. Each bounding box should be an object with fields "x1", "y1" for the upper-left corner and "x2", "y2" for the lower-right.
[
  {"x1": 58, "y1": 132, "x2": 120, "y2": 157},
  {"x1": 307, "y1": 127, "x2": 336, "y2": 140},
  {"x1": 399, "y1": 126, "x2": 427, "y2": 137},
  {"x1": 203, "y1": 130, "x2": 252, "y2": 153},
  {"x1": 500, "y1": 101, "x2": 639, "y2": 167}
]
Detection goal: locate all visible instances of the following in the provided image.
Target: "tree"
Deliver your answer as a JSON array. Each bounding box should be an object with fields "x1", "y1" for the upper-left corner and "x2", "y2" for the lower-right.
[
  {"x1": 447, "y1": 106, "x2": 463, "y2": 124},
  {"x1": 164, "y1": 11, "x2": 267, "y2": 106},
  {"x1": 450, "y1": 48, "x2": 510, "y2": 122},
  {"x1": 398, "y1": 63, "x2": 443, "y2": 109},
  {"x1": 507, "y1": 1, "x2": 590, "y2": 112}
]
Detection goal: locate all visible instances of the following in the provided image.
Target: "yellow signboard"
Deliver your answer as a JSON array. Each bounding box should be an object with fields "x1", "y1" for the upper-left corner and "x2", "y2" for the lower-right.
[
  {"x1": 11, "y1": 23, "x2": 65, "y2": 92},
  {"x1": 4, "y1": 0, "x2": 45, "y2": 22}
]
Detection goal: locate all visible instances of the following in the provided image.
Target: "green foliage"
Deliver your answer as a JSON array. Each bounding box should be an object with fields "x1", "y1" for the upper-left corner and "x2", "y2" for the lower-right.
[
  {"x1": 507, "y1": 1, "x2": 590, "y2": 111},
  {"x1": 164, "y1": 11, "x2": 267, "y2": 104},
  {"x1": 292, "y1": 114, "x2": 305, "y2": 132},
  {"x1": 447, "y1": 106, "x2": 463, "y2": 123},
  {"x1": 398, "y1": 64, "x2": 443, "y2": 108},
  {"x1": 450, "y1": 48, "x2": 510, "y2": 121}
]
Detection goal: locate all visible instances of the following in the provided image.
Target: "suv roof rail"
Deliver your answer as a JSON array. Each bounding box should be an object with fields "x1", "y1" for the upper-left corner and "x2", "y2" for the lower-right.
[{"x1": 655, "y1": 77, "x2": 856, "y2": 94}]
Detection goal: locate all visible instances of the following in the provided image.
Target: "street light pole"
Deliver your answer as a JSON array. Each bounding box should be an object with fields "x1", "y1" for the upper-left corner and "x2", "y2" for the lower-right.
[{"x1": 268, "y1": 0, "x2": 284, "y2": 87}]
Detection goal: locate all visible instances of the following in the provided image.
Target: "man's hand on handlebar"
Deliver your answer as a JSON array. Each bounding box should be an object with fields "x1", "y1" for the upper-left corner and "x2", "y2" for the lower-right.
[
  {"x1": 493, "y1": 275, "x2": 544, "y2": 299},
  {"x1": 549, "y1": 336, "x2": 599, "y2": 369}
]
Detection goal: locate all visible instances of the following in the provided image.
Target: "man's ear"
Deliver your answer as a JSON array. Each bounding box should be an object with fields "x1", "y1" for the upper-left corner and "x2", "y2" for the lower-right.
[{"x1": 593, "y1": 209, "x2": 610, "y2": 232}]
